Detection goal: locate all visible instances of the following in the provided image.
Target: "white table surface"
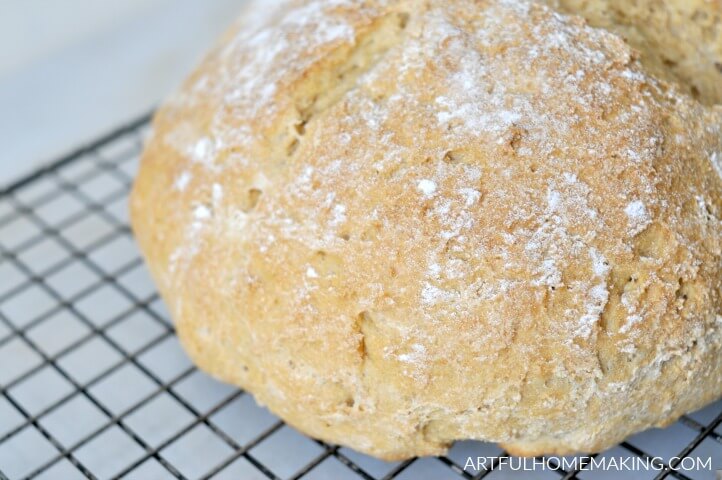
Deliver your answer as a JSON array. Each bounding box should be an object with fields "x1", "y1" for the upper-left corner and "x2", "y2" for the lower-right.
[{"x1": 0, "y1": 0, "x2": 246, "y2": 189}]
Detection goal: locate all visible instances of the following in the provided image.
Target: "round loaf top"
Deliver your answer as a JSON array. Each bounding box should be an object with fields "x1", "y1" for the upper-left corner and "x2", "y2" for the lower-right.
[{"x1": 131, "y1": 0, "x2": 722, "y2": 459}]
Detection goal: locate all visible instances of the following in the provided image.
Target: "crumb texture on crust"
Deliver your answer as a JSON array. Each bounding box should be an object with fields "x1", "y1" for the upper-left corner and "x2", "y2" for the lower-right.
[{"x1": 130, "y1": 0, "x2": 722, "y2": 460}]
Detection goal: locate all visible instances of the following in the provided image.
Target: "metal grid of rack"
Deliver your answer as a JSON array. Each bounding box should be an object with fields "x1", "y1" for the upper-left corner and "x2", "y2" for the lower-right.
[{"x1": 0, "y1": 114, "x2": 720, "y2": 480}]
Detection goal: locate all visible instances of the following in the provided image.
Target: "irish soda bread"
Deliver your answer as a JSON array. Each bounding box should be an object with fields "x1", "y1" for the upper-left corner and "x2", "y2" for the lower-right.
[{"x1": 131, "y1": 0, "x2": 722, "y2": 459}]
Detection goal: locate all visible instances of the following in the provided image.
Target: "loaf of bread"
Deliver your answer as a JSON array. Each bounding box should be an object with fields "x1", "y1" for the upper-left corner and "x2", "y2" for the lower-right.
[{"x1": 131, "y1": 0, "x2": 722, "y2": 459}]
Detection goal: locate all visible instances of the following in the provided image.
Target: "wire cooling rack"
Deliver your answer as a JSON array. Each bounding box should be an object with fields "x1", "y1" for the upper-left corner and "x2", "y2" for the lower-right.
[{"x1": 0, "y1": 114, "x2": 720, "y2": 480}]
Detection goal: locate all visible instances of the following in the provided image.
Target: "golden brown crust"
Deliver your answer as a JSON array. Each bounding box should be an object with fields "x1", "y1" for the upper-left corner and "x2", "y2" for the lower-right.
[{"x1": 131, "y1": 0, "x2": 722, "y2": 460}]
